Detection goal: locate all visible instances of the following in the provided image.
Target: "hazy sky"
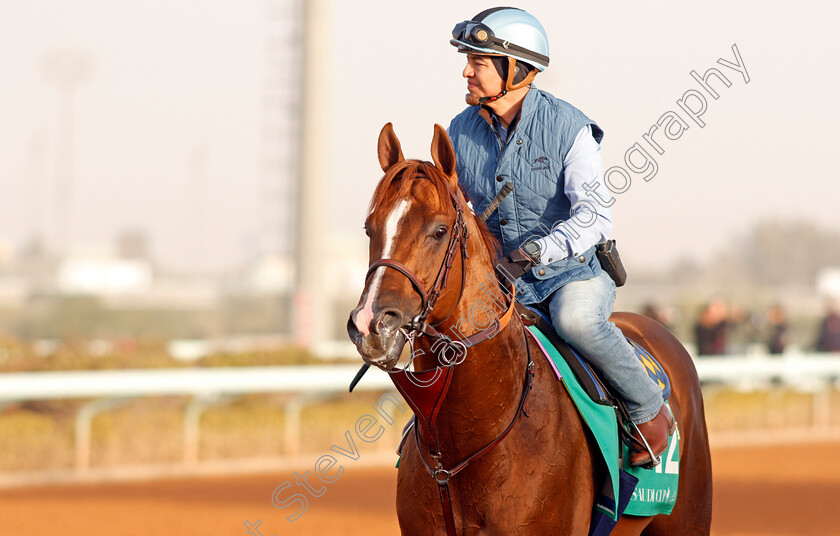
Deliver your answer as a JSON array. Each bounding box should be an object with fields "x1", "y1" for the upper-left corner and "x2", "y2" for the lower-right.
[{"x1": 1, "y1": 1, "x2": 839, "y2": 272}]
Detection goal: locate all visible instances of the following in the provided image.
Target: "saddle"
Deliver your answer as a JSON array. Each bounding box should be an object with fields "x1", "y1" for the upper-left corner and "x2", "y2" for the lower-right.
[{"x1": 515, "y1": 302, "x2": 671, "y2": 407}]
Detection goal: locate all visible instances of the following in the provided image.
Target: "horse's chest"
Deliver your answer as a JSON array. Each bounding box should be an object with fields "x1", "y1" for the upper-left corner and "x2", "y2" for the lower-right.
[{"x1": 396, "y1": 443, "x2": 587, "y2": 535}]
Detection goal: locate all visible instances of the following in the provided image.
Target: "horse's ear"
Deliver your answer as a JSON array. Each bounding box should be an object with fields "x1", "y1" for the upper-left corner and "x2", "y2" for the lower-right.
[
  {"x1": 377, "y1": 122, "x2": 404, "y2": 172},
  {"x1": 431, "y1": 124, "x2": 457, "y2": 187}
]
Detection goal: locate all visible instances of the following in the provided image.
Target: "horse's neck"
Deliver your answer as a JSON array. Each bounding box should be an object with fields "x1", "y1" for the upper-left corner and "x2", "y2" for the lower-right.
[{"x1": 413, "y1": 226, "x2": 530, "y2": 459}]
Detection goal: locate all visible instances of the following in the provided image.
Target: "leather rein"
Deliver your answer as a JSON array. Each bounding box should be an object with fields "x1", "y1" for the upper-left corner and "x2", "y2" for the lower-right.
[{"x1": 365, "y1": 184, "x2": 534, "y2": 536}]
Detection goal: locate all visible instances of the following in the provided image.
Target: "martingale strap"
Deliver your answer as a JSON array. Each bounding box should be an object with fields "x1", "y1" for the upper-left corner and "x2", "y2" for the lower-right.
[
  {"x1": 417, "y1": 283, "x2": 516, "y2": 349},
  {"x1": 388, "y1": 365, "x2": 454, "y2": 454},
  {"x1": 408, "y1": 324, "x2": 535, "y2": 536},
  {"x1": 389, "y1": 284, "x2": 517, "y2": 455}
]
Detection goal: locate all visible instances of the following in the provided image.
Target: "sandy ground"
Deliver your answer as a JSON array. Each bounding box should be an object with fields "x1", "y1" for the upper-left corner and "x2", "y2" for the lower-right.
[{"x1": 1, "y1": 442, "x2": 839, "y2": 536}]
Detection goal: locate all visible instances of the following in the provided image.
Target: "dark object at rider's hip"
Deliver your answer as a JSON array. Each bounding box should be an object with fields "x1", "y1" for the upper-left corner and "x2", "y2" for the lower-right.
[{"x1": 596, "y1": 240, "x2": 627, "y2": 287}]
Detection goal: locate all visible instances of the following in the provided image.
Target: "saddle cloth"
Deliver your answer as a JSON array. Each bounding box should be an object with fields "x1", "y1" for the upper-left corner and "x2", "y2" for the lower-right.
[{"x1": 521, "y1": 309, "x2": 680, "y2": 524}]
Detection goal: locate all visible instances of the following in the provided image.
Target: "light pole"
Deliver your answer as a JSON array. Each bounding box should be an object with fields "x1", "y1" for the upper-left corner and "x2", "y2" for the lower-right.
[
  {"x1": 40, "y1": 48, "x2": 93, "y2": 255},
  {"x1": 294, "y1": 0, "x2": 330, "y2": 347}
]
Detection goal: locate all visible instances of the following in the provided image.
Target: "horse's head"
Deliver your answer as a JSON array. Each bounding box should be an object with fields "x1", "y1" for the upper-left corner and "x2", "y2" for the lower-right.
[{"x1": 347, "y1": 123, "x2": 495, "y2": 370}]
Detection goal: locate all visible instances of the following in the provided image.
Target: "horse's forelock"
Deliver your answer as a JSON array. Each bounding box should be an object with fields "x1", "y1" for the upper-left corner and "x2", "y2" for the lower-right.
[
  {"x1": 368, "y1": 160, "x2": 449, "y2": 216},
  {"x1": 367, "y1": 159, "x2": 501, "y2": 261}
]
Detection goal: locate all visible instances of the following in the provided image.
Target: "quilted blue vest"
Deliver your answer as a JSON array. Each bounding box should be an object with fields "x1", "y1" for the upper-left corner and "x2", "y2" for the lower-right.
[{"x1": 448, "y1": 86, "x2": 605, "y2": 305}]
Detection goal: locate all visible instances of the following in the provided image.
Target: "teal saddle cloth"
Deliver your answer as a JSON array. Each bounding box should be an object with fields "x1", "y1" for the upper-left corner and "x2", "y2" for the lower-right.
[{"x1": 521, "y1": 305, "x2": 679, "y2": 521}]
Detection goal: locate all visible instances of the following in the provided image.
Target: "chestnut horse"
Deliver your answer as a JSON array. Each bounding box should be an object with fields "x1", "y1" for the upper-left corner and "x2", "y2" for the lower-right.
[{"x1": 347, "y1": 123, "x2": 712, "y2": 535}]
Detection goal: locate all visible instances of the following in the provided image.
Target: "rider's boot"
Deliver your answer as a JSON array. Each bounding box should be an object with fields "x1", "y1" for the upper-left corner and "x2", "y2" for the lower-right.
[{"x1": 629, "y1": 403, "x2": 676, "y2": 467}]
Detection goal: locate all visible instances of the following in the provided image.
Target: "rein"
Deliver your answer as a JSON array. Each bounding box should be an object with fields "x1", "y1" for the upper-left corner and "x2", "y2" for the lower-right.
[{"x1": 366, "y1": 181, "x2": 533, "y2": 536}]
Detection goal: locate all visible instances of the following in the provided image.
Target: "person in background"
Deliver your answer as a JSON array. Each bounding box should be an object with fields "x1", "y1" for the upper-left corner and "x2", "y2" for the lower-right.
[
  {"x1": 815, "y1": 301, "x2": 840, "y2": 352},
  {"x1": 640, "y1": 302, "x2": 679, "y2": 332},
  {"x1": 694, "y1": 298, "x2": 730, "y2": 356},
  {"x1": 766, "y1": 304, "x2": 789, "y2": 355},
  {"x1": 641, "y1": 303, "x2": 667, "y2": 326}
]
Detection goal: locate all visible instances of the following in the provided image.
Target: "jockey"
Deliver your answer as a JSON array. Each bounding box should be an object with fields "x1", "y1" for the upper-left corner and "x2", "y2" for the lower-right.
[{"x1": 447, "y1": 7, "x2": 675, "y2": 466}]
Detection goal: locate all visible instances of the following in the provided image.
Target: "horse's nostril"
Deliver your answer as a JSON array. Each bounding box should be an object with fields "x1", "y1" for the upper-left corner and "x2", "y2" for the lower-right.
[
  {"x1": 347, "y1": 315, "x2": 360, "y2": 340},
  {"x1": 373, "y1": 309, "x2": 403, "y2": 334}
]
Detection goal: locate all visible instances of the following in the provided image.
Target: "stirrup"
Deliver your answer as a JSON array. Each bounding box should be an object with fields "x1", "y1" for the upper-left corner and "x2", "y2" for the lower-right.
[
  {"x1": 614, "y1": 397, "x2": 660, "y2": 467},
  {"x1": 629, "y1": 420, "x2": 662, "y2": 468}
]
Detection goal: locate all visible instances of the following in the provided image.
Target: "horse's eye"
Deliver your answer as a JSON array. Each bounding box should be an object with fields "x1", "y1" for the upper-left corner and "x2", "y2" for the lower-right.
[
  {"x1": 433, "y1": 226, "x2": 448, "y2": 240},
  {"x1": 364, "y1": 225, "x2": 371, "y2": 237}
]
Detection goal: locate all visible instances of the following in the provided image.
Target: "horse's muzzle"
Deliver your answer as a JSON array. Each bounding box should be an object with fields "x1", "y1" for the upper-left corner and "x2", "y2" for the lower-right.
[{"x1": 347, "y1": 306, "x2": 407, "y2": 370}]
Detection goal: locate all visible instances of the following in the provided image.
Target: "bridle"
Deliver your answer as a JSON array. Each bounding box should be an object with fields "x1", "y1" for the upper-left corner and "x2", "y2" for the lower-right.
[
  {"x1": 364, "y1": 182, "x2": 471, "y2": 353},
  {"x1": 364, "y1": 180, "x2": 517, "y2": 357},
  {"x1": 364, "y1": 178, "x2": 534, "y2": 536}
]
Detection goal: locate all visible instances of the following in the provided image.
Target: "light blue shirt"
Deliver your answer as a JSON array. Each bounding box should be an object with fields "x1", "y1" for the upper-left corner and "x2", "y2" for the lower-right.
[{"x1": 531, "y1": 124, "x2": 613, "y2": 264}]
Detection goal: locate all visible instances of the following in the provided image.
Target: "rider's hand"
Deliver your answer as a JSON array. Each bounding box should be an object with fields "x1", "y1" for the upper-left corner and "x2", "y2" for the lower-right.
[{"x1": 495, "y1": 249, "x2": 534, "y2": 283}]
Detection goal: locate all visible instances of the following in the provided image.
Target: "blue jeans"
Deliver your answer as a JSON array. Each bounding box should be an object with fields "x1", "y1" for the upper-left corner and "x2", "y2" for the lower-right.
[{"x1": 548, "y1": 271, "x2": 663, "y2": 424}]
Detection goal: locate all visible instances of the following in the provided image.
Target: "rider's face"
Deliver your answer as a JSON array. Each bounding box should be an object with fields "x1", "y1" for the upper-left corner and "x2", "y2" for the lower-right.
[{"x1": 463, "y1": 54, "x2": 504, "y2": 99}]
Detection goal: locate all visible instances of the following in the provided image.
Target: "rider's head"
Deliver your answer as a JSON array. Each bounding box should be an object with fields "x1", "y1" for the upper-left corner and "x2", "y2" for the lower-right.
[{"x1": 450, "y1": 7, "x2": 550, "y2": 106}]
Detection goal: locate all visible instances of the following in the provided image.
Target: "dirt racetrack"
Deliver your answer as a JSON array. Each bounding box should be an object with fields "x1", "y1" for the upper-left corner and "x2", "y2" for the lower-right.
[{"x1": 1, "y1": 441, "x2": 839, "y2": 536}]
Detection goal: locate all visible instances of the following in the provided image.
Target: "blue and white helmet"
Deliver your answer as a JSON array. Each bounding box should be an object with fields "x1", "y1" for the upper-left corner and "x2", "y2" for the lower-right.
[{"x1": 450, "y1": 7, "x2": 550, "y2": 72}]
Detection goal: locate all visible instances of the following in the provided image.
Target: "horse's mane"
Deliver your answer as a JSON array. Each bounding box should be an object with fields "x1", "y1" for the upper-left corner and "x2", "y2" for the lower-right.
[{"x1": 368, "y1": 159, "x2": 501, "y2": 261}]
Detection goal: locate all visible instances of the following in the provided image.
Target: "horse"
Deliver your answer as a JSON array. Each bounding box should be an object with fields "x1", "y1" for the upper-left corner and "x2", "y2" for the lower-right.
[{"x1": 347, "y1": 122, "x2": 713, "y2": 535}]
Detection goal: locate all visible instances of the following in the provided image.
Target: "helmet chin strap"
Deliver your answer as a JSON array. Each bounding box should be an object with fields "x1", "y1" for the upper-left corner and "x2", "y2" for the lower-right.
[
  {"x1": 466, "y1": 90, "x2": 506, "y2": 106},
  {"x1": 465, "y1": 57, "x2": 537, "y2": 106}
]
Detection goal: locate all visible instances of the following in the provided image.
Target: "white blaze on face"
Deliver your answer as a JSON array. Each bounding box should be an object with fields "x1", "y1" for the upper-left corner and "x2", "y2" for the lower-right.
[{"x1": 356, "y1": 198, "x2": 411, "y2": 336}]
